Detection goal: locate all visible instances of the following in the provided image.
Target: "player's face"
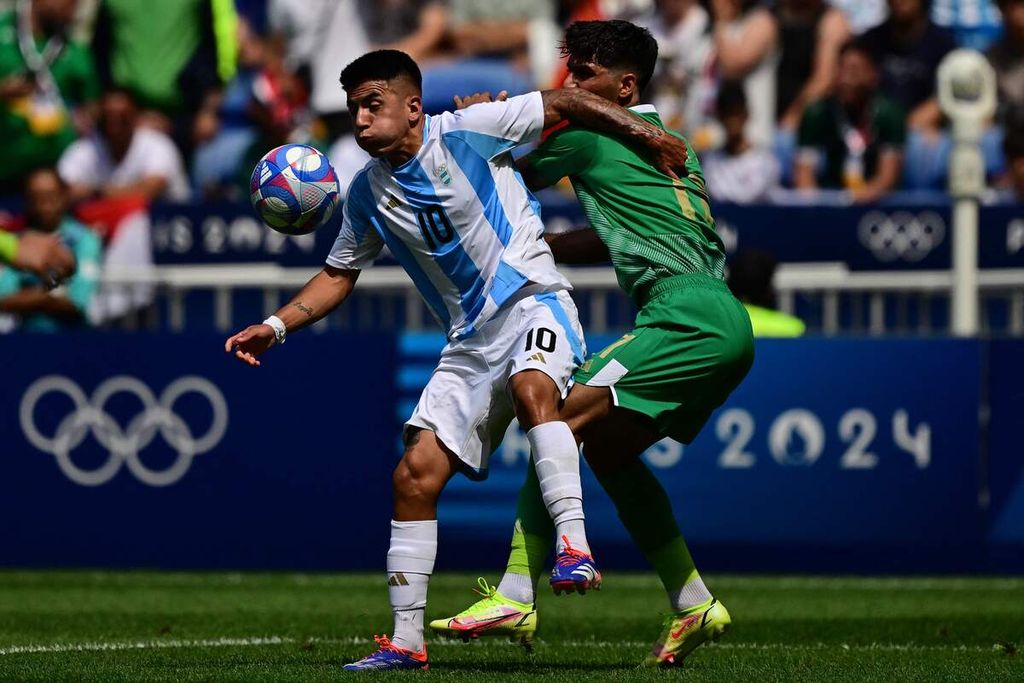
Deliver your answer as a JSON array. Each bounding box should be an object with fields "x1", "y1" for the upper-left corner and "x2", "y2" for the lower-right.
[
  {"x1": 564, "y1": 61, "x2": 632, "y2": 105},
  {"x1": 346, "y1": 80, "x2": 421, "y2": 158}
]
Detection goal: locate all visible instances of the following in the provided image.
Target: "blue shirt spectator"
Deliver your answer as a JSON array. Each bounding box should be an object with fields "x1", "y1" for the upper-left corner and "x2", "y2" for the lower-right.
[{"x1": 0, "y1": 168, "x2": 101, "y2": 331}]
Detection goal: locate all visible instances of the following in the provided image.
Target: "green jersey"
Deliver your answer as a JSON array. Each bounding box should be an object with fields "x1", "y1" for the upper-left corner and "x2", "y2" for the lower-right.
[
  {"x1": 528, "y1": 104, "x2": 726, "y2": 304},
  {"x1": 0, "y1": 12, "x2": 100, "y2": 183}
]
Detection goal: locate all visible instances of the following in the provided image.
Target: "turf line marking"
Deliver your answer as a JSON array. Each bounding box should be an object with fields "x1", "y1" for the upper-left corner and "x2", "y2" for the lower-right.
[
  {"x1": 2, "y1": 637, "x2": 1007, "y2": 657},
  {"x1": 0, "y1": 637, "x2": 295, "y2": 656}
]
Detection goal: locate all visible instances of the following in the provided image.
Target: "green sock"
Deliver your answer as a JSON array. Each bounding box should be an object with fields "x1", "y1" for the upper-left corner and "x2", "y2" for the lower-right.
[
  {"x1": 593, "y1": 459, "x2": 703, "y2": 599},
  {"x1": 501, "y1": 455, "x2": 553, "y2": 598}
]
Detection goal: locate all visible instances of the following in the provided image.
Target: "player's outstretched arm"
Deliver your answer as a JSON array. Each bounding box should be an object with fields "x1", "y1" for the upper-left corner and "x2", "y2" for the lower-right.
[
  {"x1": 224, "y1": 266, "x2": 359, "y2": 367},
  {"x1": 539, "y1": 89, "x2": 689, "y2": 179}
]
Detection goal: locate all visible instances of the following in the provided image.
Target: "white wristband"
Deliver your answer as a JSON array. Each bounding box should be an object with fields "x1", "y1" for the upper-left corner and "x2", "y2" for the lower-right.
[{"x1": 263, "y1": 315, "x2": 287, "y2": 345}]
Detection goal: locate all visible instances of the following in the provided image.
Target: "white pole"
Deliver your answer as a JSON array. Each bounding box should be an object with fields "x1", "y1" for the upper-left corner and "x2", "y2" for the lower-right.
[
  {"x1": 937, "y1": 50, "x2": 996, "y2": 337},
  {"x1": 951, "y1": 198, "x2": 979, "y2": 335}
]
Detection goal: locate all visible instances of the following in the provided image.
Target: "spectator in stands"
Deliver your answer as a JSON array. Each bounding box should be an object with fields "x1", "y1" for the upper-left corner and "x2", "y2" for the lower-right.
[
  {"x1": 710, "y1": 0, "x2": 779, "y2": 150},
  {"x1": 727, "y1": 249, "x2": 806, "y2": 337},
  {"x1": 829, "y1": 0, "x2": 888, "y2": 35},
  {"x1": 988, "y1": 0, "x2": 1024, "y2": 127},
  {"x1": 268, "y1": 0, "x2": 368, "y2": 123},
  {"x1": 58, "y1": 88, "x2": 190, "y2": 203},
  {"x1": 703, "y1": 82, "x2": 781, "y2": 203},
  {"x1": 91, "y1": 0, "x2": 237, "y2": 152},
  {"x1": 0, "y1": 167, "x2": 100, "y2": 331},
  {"x1": 637, "y1": 0, "x2": 713, "y2": 143},
  {"x1": 794, "y1": 40, "x2": 906, "y2": 203},
  {"x1": 858, "y1": 0, "x2": 957, "y2": 189},
  {"x1": 0, "y1": 228, "x2": 74, "y2": 281},
  {"x1": 419, "y1": 0, "x2": 556, "y2": 113},
  {"x1": 775, "y1": 0, "x2": 851, "y2": 132},
  {"x1": 932, "y1": 0, "x2": 1005, "y2": 51},
  {"x1": 1001, "y1": 127, "x2": 1024, "y2": 200},
  {"x1": 860, "y1": 0, "x2": 956, "y2": 133},
  {"x1": 192, "y1": 16, "x2": 309, "y2": 200},
  {"x1": 0, "y1": 0, "x2": 99, "y2": 195},
  {"x1": 362, "y1": 0, "x2": 448, "y2": 63},
  {"x1": 57, "y1": 87, "x2": 182, "y2": 323}
]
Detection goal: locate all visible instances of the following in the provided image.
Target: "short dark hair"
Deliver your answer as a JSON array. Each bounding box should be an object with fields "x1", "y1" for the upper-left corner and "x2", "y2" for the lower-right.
[
  {"x1": 340, "y1": 50, "x2": 422, "y2": 93},
  {"x1": 561, "y1": 20, "x2": 659, "y2": 91},
  {"x1": 838, "y1": 38, "x2": 877, "y2": 66},
  {"x1": 716, "y1": 81, "x2": 748, "y2": 118},
  {"x1": 22, "y1": 166, "x2": 67, "y2": 195}
]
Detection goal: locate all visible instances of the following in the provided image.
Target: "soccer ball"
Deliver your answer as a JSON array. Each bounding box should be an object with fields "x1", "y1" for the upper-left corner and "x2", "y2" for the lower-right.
[{"x1": 250, "y1": 144, "x2": 340, "y2": 235}]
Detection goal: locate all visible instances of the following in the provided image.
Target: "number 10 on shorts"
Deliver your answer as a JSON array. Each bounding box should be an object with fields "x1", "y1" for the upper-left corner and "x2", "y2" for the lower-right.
[{"x1": 525, "y1": 328, "x2": 557, "y2": 353}]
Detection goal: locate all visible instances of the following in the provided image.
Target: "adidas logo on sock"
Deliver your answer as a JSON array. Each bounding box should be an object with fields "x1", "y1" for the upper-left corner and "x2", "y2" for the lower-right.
[{"x1": 388, "y1": 573, "x2": 410, "y2": 587}]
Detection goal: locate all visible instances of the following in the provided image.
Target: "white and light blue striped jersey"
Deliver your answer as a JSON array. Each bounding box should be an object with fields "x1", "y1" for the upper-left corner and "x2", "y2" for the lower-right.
[{"x1": 326, "y1": 92, "x2": 571, "y2": 340}]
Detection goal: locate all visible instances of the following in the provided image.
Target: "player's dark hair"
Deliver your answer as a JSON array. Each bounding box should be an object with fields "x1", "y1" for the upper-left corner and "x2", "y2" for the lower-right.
[
  {"x1": 716, "y1": 81, "x2": 748, "y2": 118},
  {"x1": 561, "y1": 20, "x2": 659, "y2": 91},
  {"x1": 340, "y1": 50, "x2": 422, "y2": 93}
]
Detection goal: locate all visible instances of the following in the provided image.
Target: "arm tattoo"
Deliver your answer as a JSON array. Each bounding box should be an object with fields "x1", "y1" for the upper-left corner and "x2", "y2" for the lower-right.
[
  {"x1": 541, "y1": 89, "x2": 664, "y2": 148},
  {"x1": 292, "y1": 301, "x2": 313, "y2": 317}
]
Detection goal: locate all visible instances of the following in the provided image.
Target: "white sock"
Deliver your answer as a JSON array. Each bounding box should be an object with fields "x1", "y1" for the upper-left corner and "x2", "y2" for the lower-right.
[
  {"x1": 528, "y1": 421, "x2": 590, "y2": 555},
  {"x1": 496, "y1": 571, "x2": 535, "y2": 605},
  {"x1": 387, "y1": 519, "x2": 436, "y2": 651},
  {"x1": 669, "y1": 576, "x2": 713, "y2": 612}
]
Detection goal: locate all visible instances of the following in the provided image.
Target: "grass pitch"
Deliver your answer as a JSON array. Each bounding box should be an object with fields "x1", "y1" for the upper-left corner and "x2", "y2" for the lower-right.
[{"x1": 0, "y1": 572, "x2": 1021, "y2": 681}]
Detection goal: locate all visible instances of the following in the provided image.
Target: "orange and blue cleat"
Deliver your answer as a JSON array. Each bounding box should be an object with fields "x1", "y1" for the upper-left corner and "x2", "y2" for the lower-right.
[
  {"x1": 549, "y1": 535, "x2": 602, "y2": 595},
  {"x1": 342, "y1": 635, "x2": 429, "y2": 671}
]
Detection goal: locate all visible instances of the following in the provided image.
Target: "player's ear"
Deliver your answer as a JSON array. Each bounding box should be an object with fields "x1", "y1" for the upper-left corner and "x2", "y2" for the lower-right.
[
  {"x1": 620, "y1": 73, "x2": 638, "y2": 102},
  {"x1": 407, "y1": 94, "x2": 423, "y2": 124}
]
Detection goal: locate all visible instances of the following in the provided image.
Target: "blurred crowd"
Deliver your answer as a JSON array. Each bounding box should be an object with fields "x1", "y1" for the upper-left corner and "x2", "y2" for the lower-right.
[{"x1": 0, "y1": 0, "x2": 1022, "y2": 331}]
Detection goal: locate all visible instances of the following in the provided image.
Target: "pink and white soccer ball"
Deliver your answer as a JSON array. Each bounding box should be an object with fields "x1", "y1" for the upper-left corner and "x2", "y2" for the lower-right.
[{"x1": 250, "y1": 144, "x2": 340, "y2": 235}]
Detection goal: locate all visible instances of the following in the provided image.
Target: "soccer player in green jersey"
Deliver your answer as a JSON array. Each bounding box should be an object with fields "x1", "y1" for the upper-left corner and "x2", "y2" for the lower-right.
[{"x1": 430, "y1": 20, "x2": 755, "y2": 666}]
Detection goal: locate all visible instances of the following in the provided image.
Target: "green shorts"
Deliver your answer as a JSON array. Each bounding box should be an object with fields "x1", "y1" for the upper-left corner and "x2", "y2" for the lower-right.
[{"x1": 574, "y1": 274, "x2": 755, "y2": 444}]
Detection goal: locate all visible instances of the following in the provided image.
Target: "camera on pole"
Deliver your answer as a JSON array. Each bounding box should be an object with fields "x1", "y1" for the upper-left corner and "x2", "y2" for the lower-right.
[{"x1": 937, "y1": 50, "x2": 997, "y2": 336}]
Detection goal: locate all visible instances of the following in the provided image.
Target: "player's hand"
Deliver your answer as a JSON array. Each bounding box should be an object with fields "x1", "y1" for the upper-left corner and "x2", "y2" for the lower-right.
[
  {"x1": 224, "y1": 324, "x2": 276, "y2": 367},
  {"x1": 12, "y1": 232, "x2": 76, "y2": 282},
  {"x1": 453, "y1": 90, "x2": 507, "y2": 109},
  {"x1": 649, "y1": 133, "x2": 690, "y2": 180}
]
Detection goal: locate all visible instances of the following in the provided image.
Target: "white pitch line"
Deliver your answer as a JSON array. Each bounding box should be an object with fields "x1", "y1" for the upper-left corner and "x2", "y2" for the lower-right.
[
  {"x1": 0, "y1": 637, "x2": 1009, "y2": 657},
  {"x1": 0, "y1": 636, "x2": 295, "y2": 656}
]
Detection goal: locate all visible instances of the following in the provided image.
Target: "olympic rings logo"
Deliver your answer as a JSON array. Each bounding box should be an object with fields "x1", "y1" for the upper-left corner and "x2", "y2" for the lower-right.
[
  {"x1": 19, "y1": 375, "x2": 228, "y2": 487},
  {"x1": 858, "y1": 211, "x2": 946, "y2": 263}
]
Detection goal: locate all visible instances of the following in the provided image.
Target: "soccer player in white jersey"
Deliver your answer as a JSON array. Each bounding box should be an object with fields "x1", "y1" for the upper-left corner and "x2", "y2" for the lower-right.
[{"x1": 224, "y1": 49, "x2": 689, "y2": 672}]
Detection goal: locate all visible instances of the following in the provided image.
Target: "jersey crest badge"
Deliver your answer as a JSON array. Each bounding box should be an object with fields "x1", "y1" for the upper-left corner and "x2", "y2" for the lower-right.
[{"x1": 436, "y1": 164, "x2": 452, "y2": 185}]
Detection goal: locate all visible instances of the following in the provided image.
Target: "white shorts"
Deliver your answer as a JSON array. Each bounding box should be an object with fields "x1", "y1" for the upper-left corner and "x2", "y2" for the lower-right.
[{"x1": 406, "y1": 286, "x2": 586, "y2": 479}]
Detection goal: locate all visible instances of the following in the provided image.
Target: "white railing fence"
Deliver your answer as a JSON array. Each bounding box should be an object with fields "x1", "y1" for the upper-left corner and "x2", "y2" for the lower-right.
[{"x1": 97, "y1": 264, "x2": 1024, "y2": 336}]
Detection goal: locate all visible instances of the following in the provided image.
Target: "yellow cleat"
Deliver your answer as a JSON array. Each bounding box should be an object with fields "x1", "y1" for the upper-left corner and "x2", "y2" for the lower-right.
[
  {"x1": 643, "y1": 598, "x2": 731, "y2": 667},
  {"x1": 429, "y1": 577, "x2": 537, "y2": 650}
]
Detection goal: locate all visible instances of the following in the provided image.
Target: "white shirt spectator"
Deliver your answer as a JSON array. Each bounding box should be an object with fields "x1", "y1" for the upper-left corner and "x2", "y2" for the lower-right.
[
  {"x1": 703, "y1": 146, "x2": 780, "y2": 204},
  {"x1": 637, "y1": 4, "x2": 714, "y2": 144},
  {"x1": 57, "y1": 128, "x2": 190, "y2": 202},
  {"x1": 269, "y1": 0, "x2": 369, "y2": 115},
  {"x1": 829, "y1": 0, "x2": 887, "y2": 34}
]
